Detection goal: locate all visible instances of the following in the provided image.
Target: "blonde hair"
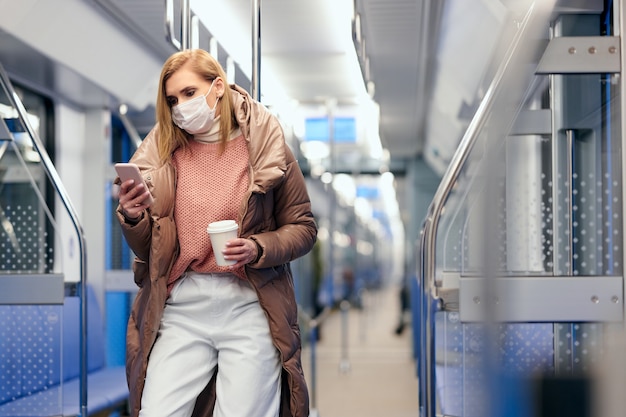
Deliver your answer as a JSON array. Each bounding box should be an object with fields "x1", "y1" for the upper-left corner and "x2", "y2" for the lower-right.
[{"x1": 155, "y1": 49, "x2": 237, "y2": 163}]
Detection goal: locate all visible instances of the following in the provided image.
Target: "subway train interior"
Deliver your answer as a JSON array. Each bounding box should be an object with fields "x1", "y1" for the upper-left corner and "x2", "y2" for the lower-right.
[{"x1": 2, "y1": 0, "x2": 626, "y2": 416}]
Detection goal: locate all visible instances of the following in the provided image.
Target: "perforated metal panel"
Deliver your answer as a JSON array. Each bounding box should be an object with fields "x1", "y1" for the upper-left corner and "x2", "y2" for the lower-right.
[
  {"x1": 0, "y1": 305, "x2": 64, "y2": 417},
  {"x1": 0, "y1": 199, "x2": 51, "y2": 273}
]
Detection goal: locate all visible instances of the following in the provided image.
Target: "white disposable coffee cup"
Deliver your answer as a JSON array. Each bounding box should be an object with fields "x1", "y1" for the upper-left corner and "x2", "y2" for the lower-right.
[{"x1": 207, "y1": 220, "x2": 239, "y2": 266}]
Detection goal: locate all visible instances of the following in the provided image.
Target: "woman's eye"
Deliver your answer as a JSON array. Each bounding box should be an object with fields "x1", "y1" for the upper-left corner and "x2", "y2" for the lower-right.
[
  {"x1": 185, "y1": 90, "x2": 196, "y2": 97},
  {"x1": 167, "y1": 98, "x2": 177, "y2": 107}
]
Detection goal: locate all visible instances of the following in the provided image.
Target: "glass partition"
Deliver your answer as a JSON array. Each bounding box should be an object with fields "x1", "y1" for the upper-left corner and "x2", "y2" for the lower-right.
[
  {"x1": 421, "y1": 1, "x2": 623, "y2": 416},
  {"x1": 0, "y1": 65, "x2": 87, "y2": 416}
]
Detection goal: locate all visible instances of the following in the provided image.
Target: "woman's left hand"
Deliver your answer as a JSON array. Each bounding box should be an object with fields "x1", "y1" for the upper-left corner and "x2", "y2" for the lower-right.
[{"x1": 223, "y1": 238, "x2": 259, "y2": 268}]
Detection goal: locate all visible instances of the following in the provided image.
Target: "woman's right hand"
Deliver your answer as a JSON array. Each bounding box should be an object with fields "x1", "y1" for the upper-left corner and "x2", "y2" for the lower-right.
[{"x1": 118, "y1": 179, "x2": 152, "y2": 220}]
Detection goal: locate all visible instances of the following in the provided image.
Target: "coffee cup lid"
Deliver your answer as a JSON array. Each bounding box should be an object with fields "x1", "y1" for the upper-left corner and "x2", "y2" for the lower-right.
[{"x1": 207, "y1": 220, "x2": 238, "y2": 233}]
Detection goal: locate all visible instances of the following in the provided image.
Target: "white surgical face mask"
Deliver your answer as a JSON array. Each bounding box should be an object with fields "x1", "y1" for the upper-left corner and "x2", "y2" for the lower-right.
[{"x1": 171, "y1": 80, "x2": 219, "y2": 134}]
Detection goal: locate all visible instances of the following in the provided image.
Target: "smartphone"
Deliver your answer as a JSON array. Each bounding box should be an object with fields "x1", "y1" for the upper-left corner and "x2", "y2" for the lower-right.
[{"x1": 114, "y1": 163, "x2": 154, "y2": 205}]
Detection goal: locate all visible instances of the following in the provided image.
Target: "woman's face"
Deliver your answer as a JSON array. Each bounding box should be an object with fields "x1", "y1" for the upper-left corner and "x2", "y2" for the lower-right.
[{"x1": 165, "y1": 63, "x2": 222, "y2": 115}]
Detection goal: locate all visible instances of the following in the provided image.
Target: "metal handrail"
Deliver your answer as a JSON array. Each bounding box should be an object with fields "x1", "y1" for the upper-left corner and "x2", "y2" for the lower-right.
[
  {"x1": 165, "y1": 0, "x2": 191, "y2": 51},
  {"x1": 417, "y1": 3, "x2": 546, "y2": 416},
  {"x1": 0, "y1": 64, "x2": 89, "y2": 416},
  {"x1": 165, "y1": 0, "x2": 181, "y2": 50}
]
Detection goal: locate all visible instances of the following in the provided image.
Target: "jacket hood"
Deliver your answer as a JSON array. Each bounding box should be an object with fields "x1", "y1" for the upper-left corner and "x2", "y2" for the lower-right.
[{"x1": 230, "y1": 84, "x2": 287, "y2": 194}]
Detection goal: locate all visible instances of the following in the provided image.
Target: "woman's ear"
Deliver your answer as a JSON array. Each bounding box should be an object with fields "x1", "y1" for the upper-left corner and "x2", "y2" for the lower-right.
[{"x1": 215, "y1": 77, "x2": 226, "y2": 98}]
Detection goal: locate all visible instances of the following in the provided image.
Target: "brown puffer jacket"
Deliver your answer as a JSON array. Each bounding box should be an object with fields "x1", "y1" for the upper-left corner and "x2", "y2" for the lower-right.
[{"x1": 116, "y1": 84, "x2": 317, "y2": 417}]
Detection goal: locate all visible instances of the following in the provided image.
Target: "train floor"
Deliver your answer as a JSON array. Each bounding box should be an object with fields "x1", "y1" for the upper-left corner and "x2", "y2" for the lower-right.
[{"x1": 301, "y1": 285, "x2": 420, "y2": 417}]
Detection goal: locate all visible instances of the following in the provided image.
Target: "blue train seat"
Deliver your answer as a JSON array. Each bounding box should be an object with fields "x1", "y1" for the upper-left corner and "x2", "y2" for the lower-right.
[{"x1": 0, "y1": 285, "x2": 128, "y2": 416}]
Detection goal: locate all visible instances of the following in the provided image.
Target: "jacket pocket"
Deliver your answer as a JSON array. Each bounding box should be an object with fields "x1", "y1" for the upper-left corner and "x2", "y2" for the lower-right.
[
  {"x1": 132, "y1": 257, "x2": 149, "y2": 288},
  {"x1": 247, "y1": 264, "x2": 282, "y2": 289}
]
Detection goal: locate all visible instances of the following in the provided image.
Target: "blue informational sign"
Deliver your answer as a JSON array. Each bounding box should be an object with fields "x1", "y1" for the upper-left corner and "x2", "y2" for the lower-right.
[
  {"x1": 304, "y1": 117, "x2": 329, "y2": 141},
  {"x1": 333, "y1": 117, "x2": 356, "y2": 143},
  {"x1": 304, "y1": 117, "x2": 356, "y2": 143},
  {"x1": 356, "y1": 185, "x2": 379, "y2": 199}
]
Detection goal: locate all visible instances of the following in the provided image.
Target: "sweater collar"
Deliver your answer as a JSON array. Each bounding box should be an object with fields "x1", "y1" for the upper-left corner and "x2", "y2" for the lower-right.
[{"x1": 192, "y1": 116, "x2": 221, "y2": 143}]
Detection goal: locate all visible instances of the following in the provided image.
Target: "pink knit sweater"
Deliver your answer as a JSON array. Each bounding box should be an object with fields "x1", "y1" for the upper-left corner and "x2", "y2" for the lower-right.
[{"x1": 167, "y1": 135, "x2": 249, "y2": 292}]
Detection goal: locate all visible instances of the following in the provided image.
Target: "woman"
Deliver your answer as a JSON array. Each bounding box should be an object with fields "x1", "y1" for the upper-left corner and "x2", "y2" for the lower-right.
[{"x1": 116, "y1": 49, "x2": 317, "y2": 417}]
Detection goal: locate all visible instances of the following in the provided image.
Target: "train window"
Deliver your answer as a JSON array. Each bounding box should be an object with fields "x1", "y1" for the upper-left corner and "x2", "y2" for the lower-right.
[
  {"x1": 0, "y1": 83, "x2": 56, "y2": 273},
  {"x1": 110, "y1": 114, "x2": 136, "y2": 164}
]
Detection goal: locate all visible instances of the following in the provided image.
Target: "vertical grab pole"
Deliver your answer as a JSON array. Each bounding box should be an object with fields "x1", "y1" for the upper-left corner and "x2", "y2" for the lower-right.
[
  {"x1": 339, "y1": 299, "x2": 352, "y2": 372},
  {"x1": 565, "y1": 129, "x2": 576, "y2": 372},
  {"x1": 309, "y1": 320, "x2": 318, "y2": 415},
  {"x1": 181, "y1": 0, "x2": 191, "y2": 50},
  {"x1": 252, "y1": 0, "x2": 261, "y2": 100},
  {"x1": 564, "y1": 129, "x2": 574, "y2": 276}
]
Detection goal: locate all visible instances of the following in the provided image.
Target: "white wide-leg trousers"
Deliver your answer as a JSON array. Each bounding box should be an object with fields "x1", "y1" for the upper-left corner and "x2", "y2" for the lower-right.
[{"x1": 139, "y1": 272, "x2": 282, "y2": 417}]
